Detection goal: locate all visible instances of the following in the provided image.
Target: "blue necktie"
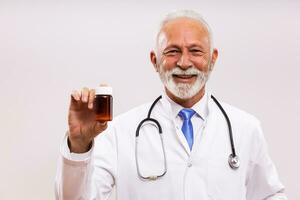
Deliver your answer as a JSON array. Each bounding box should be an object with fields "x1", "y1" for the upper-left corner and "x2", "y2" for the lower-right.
[{"x1": 179, "y1": 108, "x2": 196, "y2": 150}]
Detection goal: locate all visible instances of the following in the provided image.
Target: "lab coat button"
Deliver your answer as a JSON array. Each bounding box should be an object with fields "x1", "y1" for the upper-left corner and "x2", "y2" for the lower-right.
[{"x1": 187, "y1": 161, "x2": 192, "y2": 167}]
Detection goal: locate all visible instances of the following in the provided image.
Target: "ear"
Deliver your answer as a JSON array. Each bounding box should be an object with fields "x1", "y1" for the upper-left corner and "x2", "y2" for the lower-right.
[
  {"x1": 210, "y1": 48, "x2": 219, "y2": 71},
  {"x1": 150, "y1": 51, "x2": 159, "y2": 72}
]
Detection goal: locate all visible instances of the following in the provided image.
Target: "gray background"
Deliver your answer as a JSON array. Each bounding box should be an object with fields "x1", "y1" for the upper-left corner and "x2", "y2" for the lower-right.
[{"x1": 0, "y1": 0, "x2": 299, "y2": 199}]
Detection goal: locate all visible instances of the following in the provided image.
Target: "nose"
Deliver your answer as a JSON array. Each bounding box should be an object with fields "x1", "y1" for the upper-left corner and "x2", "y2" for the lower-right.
[{"x1": 176, "y1": 51, "x2": 193, "y2": 69}]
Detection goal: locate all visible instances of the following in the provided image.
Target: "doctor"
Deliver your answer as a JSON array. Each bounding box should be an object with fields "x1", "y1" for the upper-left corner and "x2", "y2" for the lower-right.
[{"x1": 55, "y1": 10, "x2": 287, "y2": 200}]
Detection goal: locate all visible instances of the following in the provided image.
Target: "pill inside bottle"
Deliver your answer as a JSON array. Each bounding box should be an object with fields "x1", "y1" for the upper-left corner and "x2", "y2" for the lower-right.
[{"x1": 94, "y1": 86, "x2": 113, "y2": 122}]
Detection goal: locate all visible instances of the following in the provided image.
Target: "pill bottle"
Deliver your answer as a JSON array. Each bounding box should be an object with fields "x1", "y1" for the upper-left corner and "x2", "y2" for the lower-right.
[{"x1": 94, "y1": 86, "x2": 113, "y2": 122}]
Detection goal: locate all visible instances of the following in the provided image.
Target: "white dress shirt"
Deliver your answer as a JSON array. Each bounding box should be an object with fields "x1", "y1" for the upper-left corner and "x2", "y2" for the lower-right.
[{"x1": 166, "y1": 92, "x2": 208, "y2": 148}]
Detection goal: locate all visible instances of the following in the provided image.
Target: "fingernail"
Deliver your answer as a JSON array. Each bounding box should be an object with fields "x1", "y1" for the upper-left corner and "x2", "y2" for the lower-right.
[{"x1": 99, "y1": 122, "x2": 107, "y2": 126}]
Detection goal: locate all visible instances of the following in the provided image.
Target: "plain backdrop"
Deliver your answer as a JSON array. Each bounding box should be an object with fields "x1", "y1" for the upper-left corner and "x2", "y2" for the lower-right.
[{"x1": 0, "y1": 0, "x2": 299, "y2": 199}]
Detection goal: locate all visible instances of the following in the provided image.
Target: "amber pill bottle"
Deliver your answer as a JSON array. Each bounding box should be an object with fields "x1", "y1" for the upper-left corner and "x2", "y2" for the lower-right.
[{"x1": 94, "y1": 86, "x2": 113, "y2": 122}]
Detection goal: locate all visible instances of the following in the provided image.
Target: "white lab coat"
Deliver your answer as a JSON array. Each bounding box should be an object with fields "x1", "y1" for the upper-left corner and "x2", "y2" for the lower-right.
[{"x1": 55, "y1": 94, "x2": 287, "y2": 200}]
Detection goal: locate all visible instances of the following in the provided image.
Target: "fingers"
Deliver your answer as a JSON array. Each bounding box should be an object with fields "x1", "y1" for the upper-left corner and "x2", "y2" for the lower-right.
[
  {"x1": 71, "y1": 87, "x2": 95, "y2": 110},
  {"x1": 81, "y1": 87, "x2": 89, "y2": 103},
  {"x1": 88, "y1": 89, "x2": 95, "y2": 109},
  {"x1": 71, "y1": 90, "x2": 81, "y2": 101}
]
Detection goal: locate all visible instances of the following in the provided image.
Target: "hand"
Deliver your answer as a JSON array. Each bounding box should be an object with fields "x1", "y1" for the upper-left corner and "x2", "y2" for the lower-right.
[{"x1": 68, "y1": 87, "x2": 108, "y2": 153}]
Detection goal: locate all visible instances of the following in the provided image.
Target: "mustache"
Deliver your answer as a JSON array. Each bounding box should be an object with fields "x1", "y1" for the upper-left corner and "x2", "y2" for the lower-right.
[{"x1": 170, "y1": 67, "x2": 201, "y2": 76}]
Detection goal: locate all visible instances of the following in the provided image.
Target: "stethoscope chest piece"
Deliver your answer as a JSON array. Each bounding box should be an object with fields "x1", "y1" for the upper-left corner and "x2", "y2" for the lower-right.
[{"x1": 228, "y1": 154, "x2": 240, "y2": 169}]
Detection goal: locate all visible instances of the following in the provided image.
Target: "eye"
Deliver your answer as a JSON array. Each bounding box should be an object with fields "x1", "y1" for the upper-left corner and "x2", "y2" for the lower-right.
[
  {"x1": 190, "y1": 48, "x2": 204, "y2": 56},
  {"x1": 163, "y1": 49, "x2": 180, "y2": 56},
  {"x1": 190, "y1": 48, "x2": 203, "y2": 54}
]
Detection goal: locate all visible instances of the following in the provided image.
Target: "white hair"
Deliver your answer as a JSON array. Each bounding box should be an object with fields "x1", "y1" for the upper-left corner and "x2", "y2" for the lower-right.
[{"x1": 155, "y1": 9, "x2": 214, "y2": 54}]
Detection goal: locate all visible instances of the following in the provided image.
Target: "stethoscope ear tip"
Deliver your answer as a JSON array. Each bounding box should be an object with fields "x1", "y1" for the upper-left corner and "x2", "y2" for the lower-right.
[{"x1": 228, "y1": 154, "x2": 240, "y2": 169}]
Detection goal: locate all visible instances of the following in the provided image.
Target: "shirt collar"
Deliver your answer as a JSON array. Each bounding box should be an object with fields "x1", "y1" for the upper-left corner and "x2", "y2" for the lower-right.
[{"x1": 161, "y1": 91, "x2": 209, "y2": 120}]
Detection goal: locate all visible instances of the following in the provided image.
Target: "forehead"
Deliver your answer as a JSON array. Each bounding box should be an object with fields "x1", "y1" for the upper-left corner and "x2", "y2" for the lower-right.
[{"x1": 158, "y1": 18, "x2": 210, "y2": 46}]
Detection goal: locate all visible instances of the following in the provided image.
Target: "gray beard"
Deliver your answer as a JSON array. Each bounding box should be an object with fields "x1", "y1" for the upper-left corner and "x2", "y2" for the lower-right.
[{"x1": 159, "y1": 65, "x2": 211, "y2": 100}]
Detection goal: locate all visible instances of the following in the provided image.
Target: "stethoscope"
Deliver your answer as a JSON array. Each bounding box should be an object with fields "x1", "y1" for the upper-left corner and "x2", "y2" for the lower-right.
[{"x1": 135, "y1": 95, "x2": 240, "y2": 181}]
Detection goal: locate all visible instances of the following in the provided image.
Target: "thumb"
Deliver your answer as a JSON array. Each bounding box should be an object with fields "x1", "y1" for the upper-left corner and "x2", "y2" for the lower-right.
[{"x1": 93, "y1": 121, "x2": 108, "y2": 135}]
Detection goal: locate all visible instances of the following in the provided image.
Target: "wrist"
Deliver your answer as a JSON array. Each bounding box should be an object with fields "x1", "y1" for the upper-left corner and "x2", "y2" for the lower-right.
[{"x1": 67, "y1": 136, "x2": 93, "y2": 153}]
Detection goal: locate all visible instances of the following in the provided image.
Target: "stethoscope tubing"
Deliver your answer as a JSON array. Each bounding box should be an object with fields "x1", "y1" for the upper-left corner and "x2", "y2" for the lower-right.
[
  {"x1": 135, "y1": 94, "x2": 240, "y2": 180},
  {"x1": 210, "y1": 95, "x2": 237, "y2": 158}
]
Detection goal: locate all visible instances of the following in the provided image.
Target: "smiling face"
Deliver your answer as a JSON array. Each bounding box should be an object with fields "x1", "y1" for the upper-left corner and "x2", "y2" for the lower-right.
[{"x1": 151, "y1": 17, "x2": 218, "y2": 107}]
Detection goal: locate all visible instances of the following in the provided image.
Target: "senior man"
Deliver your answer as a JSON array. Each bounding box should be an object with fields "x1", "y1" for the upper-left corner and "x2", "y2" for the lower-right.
[{"x1": 55, "y1": 10, "x2": 287, "y2": 200}]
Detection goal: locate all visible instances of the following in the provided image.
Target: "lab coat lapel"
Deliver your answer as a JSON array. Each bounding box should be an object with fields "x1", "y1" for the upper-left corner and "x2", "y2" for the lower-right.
[
  {"x1": 173, "y1": 118, "x2": 192, "y2": 155},
  {"x1": 196, "y1": 96, "x2": 219, "y2": 157},
  {"x1": 160, "y1": 94, "x2": 191, "y2": 155}
]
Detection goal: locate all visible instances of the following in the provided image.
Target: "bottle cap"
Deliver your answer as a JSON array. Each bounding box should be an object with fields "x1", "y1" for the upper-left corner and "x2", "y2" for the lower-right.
[{"x1": 95, "y1": 86, "x2": 113, "y2": 95}]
